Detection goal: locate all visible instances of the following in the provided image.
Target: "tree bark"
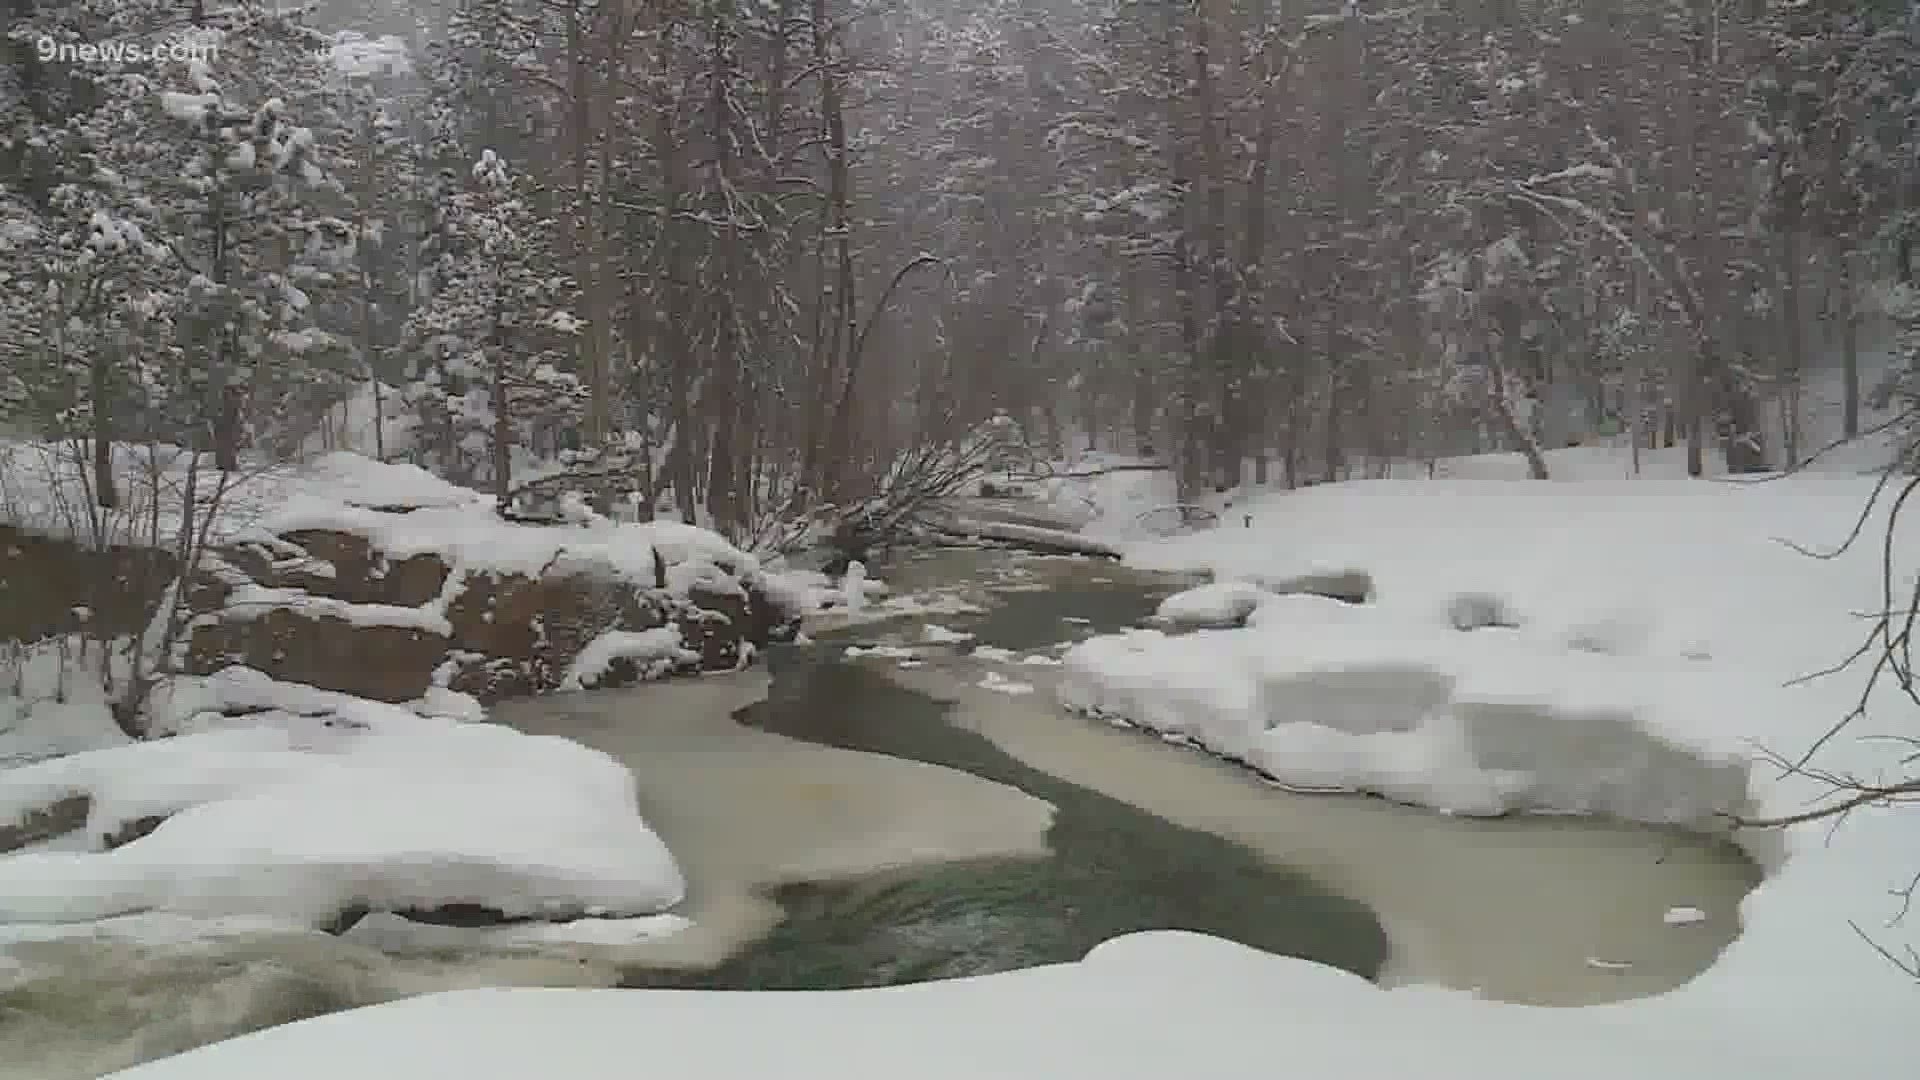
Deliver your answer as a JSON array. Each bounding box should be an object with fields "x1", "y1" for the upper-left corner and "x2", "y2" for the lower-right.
[
  {"x1": 1837, "y1": 241, "x2": 1860, "y2": 440},
  {"x1": 490, "y1": 328, "x2": 511, "y2": 504},
  {"x1": 90, "y1": 340, "x2": 117, "y2": 509},
  {"x1": 703, "y1": 7, "x2": 743, "y2": 534},
  {"x1": 808, "y1": 0, "x2": 859, "y2": 501}
]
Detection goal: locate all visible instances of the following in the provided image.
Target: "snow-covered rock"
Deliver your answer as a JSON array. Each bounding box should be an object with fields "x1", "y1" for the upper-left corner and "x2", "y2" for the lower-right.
[{"x1": 0, "y1": 445, "x2": 801, "y2": 705}]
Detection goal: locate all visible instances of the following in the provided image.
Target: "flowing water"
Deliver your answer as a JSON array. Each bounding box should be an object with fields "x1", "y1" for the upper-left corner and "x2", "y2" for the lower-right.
[{"x1": 0, "y1": 548, "x2": 1762, "y2": 1079}]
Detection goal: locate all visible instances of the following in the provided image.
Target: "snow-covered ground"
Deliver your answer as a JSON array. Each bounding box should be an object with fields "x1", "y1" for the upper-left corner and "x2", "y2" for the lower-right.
[{"x1": 99, "y1": 930, "x2": 1850, "y2": 1080}]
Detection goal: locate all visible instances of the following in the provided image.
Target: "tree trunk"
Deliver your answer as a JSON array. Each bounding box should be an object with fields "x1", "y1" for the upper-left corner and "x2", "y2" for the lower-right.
[
  {"x1": 1189, "y1": 4, "x2": 1235, "y2": 491},
  {"x1": 359, "y1": 109, "x2": 385, "y2": 463},
  {"x1": 1236, "y1": 0, "x2": 1283, "y2": 492},
  {"x1": 810, "y1": 0, "x2": 859, "y2": 501},
  {"x1": 1837, "y1": 241, "x2": 1860, "y2": 440},
  {"x1": 214, "y1": 379, "x2": 242, "y2": 473},
  {"x1": 703, "y1": 8, "x2": 743, "y2": 535},
  {"x1": 1487, "y1": 358, "x2": 1551, "y2": 480},
  {"x1": 207, "y1": 187, "x2": 240, "y2": 474},
  {"x1": 490, "y1": 335, "x2": 511, "y2": 503},
  {"x1": 1156, "y1": 1, "x2": 1204, "y2": 501},
  {"x1": 567, "y1": 2, "x2": 609, "y2": 447},
  {"x1": 1776, "y1": 227, "x2": 1807, "y2": 465},
  {"x1": 90, "y1": 345, "x2": 117, "y2": 509}
]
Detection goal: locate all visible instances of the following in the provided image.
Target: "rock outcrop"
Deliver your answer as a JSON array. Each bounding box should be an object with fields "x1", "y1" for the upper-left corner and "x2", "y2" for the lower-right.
[
  {"x1": 3, "y1": 452, "x2": 800, "y2": 712},
  {"x1": 182, "y1": 519, "x2": 800, "y2": 704}
]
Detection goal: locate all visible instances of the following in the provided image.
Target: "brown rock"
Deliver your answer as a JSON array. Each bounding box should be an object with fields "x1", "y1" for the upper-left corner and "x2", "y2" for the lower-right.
[
  {"x1": 275, "y1": 530, "x2": 450, "y2": 607},
  {"x1": 279, "y1": 529, "x2": 378, "y2": 595},
  {"x1": 0, "y1": 525, "x2": 174, "y2": 642},
  {"x1": 186, "y1": 605, "x2": 448, "y2": 703},
  {"x1": 445, "y1": 570, "x2": 542, "y2": 658},
  {"x1": 527, "y1": 571, "x2": 635, "y2": 685},
  {"x1": 676, "y1": 608, "x2": 742, "y2": 671},
  {"x1": 446, "y1": 654, "x2": 540, "y2": 702},
  {"x1": 382, "y1": 554, "x2": 452, "y2": 607}
]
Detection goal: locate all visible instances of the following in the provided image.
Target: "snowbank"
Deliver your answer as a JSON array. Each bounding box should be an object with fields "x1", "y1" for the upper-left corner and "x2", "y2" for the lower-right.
[
  {"x1": 1063, "y1": 598, "x2": 1755, "y2": 825},
  {"x1": 103, "y1": 931, "x2": 1868, "y2": 1080},
  {"x1": 0, "y1": 668, "x2": 684, "y2": 928},
  {"x1": 1096, "y1": 469, "x2": 1909, "y2": 831}
]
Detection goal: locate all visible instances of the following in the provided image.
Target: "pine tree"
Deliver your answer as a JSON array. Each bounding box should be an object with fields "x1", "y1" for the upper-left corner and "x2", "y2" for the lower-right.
[{"x1": 403, "y1": 149, "x2": 580, "y2": 499}]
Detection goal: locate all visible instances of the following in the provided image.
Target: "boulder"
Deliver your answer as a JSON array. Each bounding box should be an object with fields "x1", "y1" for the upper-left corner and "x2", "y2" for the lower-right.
[
  {"x1": 186, "y1": 608, "x2": 449, "y2": 704},
  {"x1": 5, "y1": 489, "x2": 799, "y2": 715}
]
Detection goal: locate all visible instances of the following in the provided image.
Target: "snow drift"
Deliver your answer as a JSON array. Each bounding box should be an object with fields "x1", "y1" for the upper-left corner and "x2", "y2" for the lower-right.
[{"x1": 0, "y1": 668, "x2": 684, "y2": 928}]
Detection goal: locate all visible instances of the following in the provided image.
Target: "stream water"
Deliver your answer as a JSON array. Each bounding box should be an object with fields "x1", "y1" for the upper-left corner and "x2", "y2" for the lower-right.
[{"x1": 0, "y1": 548, "x2": 1762, "y2": 1080}]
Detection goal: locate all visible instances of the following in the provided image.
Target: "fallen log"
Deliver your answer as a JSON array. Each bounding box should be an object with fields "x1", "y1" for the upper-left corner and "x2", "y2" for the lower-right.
[
  {"x1": 925, "y1": 515, "x2": 1123, "y2": 559},
  {"x1": 1008, "y1": 463, "x2": 1172, "y2": 480}
]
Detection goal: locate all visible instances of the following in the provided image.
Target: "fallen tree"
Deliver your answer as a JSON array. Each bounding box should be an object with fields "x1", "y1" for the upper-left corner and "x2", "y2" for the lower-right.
[
  {"x1": 808, "y1": 415, "x2": 1127, "y2": 567},
  {"x1": 920, "y1": 513, "x2": 1123, "y2": 560}
]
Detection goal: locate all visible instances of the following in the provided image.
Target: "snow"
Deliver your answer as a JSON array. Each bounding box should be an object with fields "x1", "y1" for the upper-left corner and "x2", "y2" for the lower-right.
[
  {"x1": 0, "y1": 443, "x2": 764, "y2": 602},
  {"x1": 101, "y1": 931, "x2": 1867, "y2": 1080},
  {"x1": 411, "y1": 686, "x2": 486, "y2": 724},
  {"x1": 18, "y1": 447, "x2": 1917, "y2": 1077},
  {"x1": 1059, "y1": 609, "x2": 1755, "y2": 824},
  {"x1": 1152, "y1": 580, "x2": 1270, "y2": 627},
  {"x1": 921, "y1": 623, "x2": 975, "y2": 645},
  {"x1": 0, "y1": 668, "x2": 684, "y2": 928},
  {"x1": 0, "y1": 444, "x2": 789, "y2": 672},
  {"x1": 560, "y1": 628, "x2": 695, "y2": 691},
  {"x1": 976, "y1": 671, "x2": 1035, "y2": 697},
  {"x1": 1041, "y1": 449, "x2": 1914, "y2": 1069},
  {"x1": 1663, "y1": 906, "x2": 1707, "y2": 927},
  {"x1": 0, "y1": 636, "x2": 130, "y2": 768},
  {"x1": 217, "y1": 582, "x2": 454, "y2": 635},
  {"x1": 844, "y1": 644, "x2": 917, "y2": 661},
  {"x1": 971, "y1": 645, "x2": 1018, "y2": 663},
  {"x1": 340, "y1": 911, "x2": 690, "y2": 952},
  {"x1": 874, "y1": 592, "x2": 984, "y2": 618},
  {"x1": 842, "y1": 560, "x2": 867, "y2": 613}
]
